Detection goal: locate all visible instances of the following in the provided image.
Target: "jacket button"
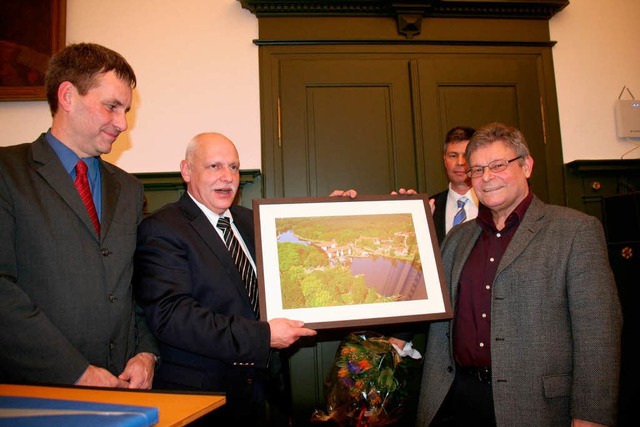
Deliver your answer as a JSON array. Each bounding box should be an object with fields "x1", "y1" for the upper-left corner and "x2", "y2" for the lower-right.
[
  {"x1": 447, "y1": 366, "x2": 454, "y2": 373},
  {"x1": 101, "y1": 248, "x2": 110, "y2": 256}
]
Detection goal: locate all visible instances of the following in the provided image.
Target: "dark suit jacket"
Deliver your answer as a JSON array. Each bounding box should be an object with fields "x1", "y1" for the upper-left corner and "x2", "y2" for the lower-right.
[
  {"x1": 430, "y1": 190, "x2": 448, "y2": 246},
  {"x1": 416, "y1": 196, "x2": 622, "y2": 426},
  {"x1": 134, "y1": 193, "x2": 271, "y2": 394},
  {"x1": 0, "y1": 134, "x2": 157, "y2": 384}
]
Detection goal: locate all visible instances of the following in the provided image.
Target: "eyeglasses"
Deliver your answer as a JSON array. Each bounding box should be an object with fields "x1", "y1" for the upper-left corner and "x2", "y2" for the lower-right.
[{"x1": 466, "y1": 156, "x2": 523, "y2": 178}]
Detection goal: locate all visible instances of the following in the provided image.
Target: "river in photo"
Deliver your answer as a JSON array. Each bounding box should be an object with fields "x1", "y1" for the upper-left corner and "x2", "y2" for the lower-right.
[
  {"x1": 278, "y1": 229, "x2": 427, "y2": 300},
  {"x1": 277, "y1": 229, "x2": 310, "y2": 245},
  {"x1": 349, "y1": 256, "x2": 427, "y2": 300}
]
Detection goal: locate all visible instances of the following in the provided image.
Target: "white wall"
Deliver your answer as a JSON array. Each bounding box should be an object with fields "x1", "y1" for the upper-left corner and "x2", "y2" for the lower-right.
[
  {"x1": 0, "y1": 0, "x2": 261, "y2": 172},
  {"x1": 1, "y1": 0, "x2": 639, "y2": 173},
  {"x1": 550, "y1": 0, "x2": 640, "y2": 161}
]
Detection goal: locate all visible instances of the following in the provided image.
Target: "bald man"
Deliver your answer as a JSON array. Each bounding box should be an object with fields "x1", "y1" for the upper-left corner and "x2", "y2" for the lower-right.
[{"x1": 134, "y1": 133, "x2": 318, "y2": 426}]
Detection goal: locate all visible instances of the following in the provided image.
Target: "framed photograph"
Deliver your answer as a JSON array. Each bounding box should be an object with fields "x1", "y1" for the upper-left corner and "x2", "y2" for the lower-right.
[
  {"x1": 0, "y1": 0, "x2": 66, "y2": 101},
  {"x1": 253, "y1": 194, "x2": 452, "y2": 330}
]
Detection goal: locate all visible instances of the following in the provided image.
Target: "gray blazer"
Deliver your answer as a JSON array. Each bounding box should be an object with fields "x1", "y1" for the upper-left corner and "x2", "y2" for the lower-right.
[
  {"x1": 0, "y1": 134, "x2": 157, "y2": 385},
  {"x1": 416, "y1": 196, "x2": 622, "y2": 426}
]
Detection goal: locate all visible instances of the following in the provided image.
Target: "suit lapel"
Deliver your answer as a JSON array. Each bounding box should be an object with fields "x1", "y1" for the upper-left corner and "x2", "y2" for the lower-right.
[
  {"x1": 231, "y1": 206, "x2": 256, "y2": 261},
  {"x1": 496, "y1": 196, "x2": 545, "y2": 276},
  {"x1": 432, "y1": 190, "x2": 448, "y2": 244},
  {"x1": 32, "y1": 137, "x2": 100, "y2": 241},
  {"x1": 179, "y1": 194, "x2": 253, "y2": 305},
  {"x1": 449, "y1": 225, "x2": 482, "y2": 306},
  {"x1": 100, "y1": 162, "x2": 121, "y2": 241}
]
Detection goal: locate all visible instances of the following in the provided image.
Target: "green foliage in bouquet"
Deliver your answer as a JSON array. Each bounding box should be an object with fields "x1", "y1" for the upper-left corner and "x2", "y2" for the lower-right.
[{"x1": 312, "y1": 331, "x2": 412, "y2": 426}]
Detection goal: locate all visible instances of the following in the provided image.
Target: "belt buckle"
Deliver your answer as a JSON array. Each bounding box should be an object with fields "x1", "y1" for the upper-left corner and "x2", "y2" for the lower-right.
[{"x1": 476, "y1": 367, "x2": 491, "y2": 384}]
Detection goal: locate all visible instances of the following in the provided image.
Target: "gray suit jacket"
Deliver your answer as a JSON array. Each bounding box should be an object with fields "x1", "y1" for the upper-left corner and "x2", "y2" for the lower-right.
[
  {"x1": 0, "y1": 134, "x2": 157, "y2": 385},
  {"x1": 416, "y1": 196, "x2": 622, "y2": 426}
]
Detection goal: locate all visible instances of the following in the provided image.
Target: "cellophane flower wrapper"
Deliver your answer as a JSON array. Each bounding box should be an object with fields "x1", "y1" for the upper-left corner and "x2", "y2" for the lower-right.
[{"x1": 311, "y1": 331, "x2": 411, "y2": 426}]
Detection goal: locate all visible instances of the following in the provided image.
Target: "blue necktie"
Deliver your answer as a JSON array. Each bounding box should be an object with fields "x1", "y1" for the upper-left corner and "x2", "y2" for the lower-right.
[{"x1": 453, "y1": 197, "x2": 468, "y2": 226}]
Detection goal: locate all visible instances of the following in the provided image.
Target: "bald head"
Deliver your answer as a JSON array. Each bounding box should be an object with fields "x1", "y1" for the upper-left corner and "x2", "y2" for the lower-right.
[
  {"x1": 180, "y1": 132, "x2": 241, "y2": 214},
  {"x1": 185, "y1": 132, "x2": 236, "y2": 162}
]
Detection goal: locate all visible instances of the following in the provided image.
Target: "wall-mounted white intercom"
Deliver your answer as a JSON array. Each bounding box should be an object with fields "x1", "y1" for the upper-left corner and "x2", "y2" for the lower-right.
[{"x1": 615, "y1": 99, "x2": 640, "y2": 138}]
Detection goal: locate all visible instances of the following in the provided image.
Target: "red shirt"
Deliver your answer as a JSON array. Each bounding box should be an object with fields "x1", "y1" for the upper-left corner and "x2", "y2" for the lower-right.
[{"x1": 453, "y1": 191, "x2": 533, "y2": 367}]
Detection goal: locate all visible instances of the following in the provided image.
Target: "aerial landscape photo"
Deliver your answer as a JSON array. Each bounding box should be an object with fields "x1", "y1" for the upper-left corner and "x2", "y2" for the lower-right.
[{"x1": 276, "y1": 213, "x2": 428, "y2": 309}]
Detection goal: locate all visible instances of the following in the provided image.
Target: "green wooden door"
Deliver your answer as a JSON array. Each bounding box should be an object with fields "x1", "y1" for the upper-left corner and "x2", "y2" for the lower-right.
[
  {"x1": 274, "y1": 56, "x2": 421, "y2": 197},
  {"x1": 416, "y1": 52, "x2": 560, "y2": 202}
]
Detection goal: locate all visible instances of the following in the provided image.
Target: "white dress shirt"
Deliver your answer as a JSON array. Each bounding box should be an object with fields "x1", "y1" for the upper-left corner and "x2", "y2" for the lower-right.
[
  {"x1": 187, "y1": 192, "x2": 257, "y2": 272},
  {"x1": 444, "y1": 185, "x2": 479, "y2": 234}
]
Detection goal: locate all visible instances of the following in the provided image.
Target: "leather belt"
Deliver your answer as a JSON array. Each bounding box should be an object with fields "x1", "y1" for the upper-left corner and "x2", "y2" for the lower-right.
[{"x1": 458, "y1": 366, "x2": 492, "y2": 384}]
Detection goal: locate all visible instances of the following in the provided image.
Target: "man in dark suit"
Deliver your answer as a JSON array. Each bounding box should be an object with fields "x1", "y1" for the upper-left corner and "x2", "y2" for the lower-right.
[
  {"x1": 0, "y1": 43, "x2": 158, "y2": 388},
  {"x1": 416, "y1": 122, "x2": 622, "y2": 426},
  {"x1": 134, "y1": 132, "x2": 318, "y2": 426},
  {"x1": 430, "y1": 126, "x2": 478, "y2": 245}
]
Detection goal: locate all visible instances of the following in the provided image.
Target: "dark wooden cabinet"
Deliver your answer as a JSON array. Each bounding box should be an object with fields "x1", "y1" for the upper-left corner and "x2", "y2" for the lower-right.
[
  {"x1": 564, "y1": 160, "x2": 640, "y2": 427},
  {"x1": 565, "y1": 159, "x2": 640, "y2": 221}
]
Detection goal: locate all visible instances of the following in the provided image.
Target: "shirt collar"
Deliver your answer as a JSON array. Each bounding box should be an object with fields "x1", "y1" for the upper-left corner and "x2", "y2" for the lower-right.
[
  {"x1": 476, "y1": 190, "x2": 534, "y2": 232},
  {"x1": 187, "y1": 192, "x2": 232, "y2": 226},
  {"x1": 45, "y1": 130, "x2": 100, "y2": 175},
  {"x1": 448, "y1": 184, "x2": 477, "y2": 205}
]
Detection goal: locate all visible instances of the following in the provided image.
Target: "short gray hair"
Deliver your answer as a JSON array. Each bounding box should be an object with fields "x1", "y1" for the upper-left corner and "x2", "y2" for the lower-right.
[{"x1": 465, "y1": 122, "x2": 530, "y2": 165}]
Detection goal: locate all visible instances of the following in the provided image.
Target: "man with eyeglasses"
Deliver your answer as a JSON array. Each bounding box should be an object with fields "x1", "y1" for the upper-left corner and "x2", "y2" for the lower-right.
[{"x1": 416, "y1": 122, "x2": 622, "y2": 426}]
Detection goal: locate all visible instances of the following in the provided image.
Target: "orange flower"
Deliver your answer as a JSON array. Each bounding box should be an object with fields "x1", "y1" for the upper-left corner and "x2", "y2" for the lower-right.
[
  {"x1": 341, "y1": 346, "x2": 355, "y2": 355},
  {"x1": 338, "y1": 367, "x2": 349, "y2": 378},
  {"x1": 358, "y1": 359, "x2": 372, "y2": 371}
]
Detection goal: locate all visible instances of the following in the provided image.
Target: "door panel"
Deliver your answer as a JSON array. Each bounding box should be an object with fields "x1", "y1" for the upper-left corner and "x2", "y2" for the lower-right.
[
  {"x1": 418, "y1": 55, "x2": 549, "y2": 201},
  {"x1": 279, "y1": 59, "x2": 419, "y2": 197},
  {"x1": 439, "y1": 86, "x2": 518, "y2": 132},
  {"x1": 306, "y1": 86, "x2": 395, "y2": 196}
]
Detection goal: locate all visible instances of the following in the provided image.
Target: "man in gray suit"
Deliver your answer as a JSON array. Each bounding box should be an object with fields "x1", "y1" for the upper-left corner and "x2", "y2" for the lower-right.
[
  {"x1": 0, "y1": 43, "x2": 158, "y2": 388},
  {"x1": 417, "y1": 122, "x2": 622, "y2": 426}
]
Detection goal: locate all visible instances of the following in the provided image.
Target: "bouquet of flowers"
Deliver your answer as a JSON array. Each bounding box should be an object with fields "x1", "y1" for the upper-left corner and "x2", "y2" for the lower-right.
[{"x1": 311, "y1": 331, "x2": 411, "y2": 426}]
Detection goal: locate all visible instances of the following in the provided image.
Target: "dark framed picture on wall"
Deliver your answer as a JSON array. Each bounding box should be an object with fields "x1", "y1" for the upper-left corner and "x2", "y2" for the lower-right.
[
  {"x1": 253, "y1": 194, "x2": 452, "y2": 330},
  {"x1": 0, "y1": 0, "x2": 66, "y2": 101}
]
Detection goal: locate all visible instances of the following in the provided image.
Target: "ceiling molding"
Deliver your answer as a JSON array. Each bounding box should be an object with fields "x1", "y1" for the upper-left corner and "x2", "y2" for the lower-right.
[{"x1": 237, "y1": 1, "x2": 570, "y2": 20}]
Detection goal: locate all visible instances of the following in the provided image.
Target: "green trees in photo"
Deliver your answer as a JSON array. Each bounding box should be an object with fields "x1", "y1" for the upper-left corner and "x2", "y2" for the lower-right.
[
  {"x1": 276, "y1": 213, "x2": 416, "y2": 309},
  {"x1": 278, "y1": 241, "x2": 392, "y2": 309}
]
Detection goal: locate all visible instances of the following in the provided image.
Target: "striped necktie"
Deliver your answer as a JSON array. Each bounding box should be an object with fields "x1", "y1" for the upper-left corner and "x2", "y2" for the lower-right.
[
  {"x1": 216, "y1": 216, "x2": 259, "y2": 317},
  {"x1": 74, "y1": 160, "x2": 100, "y2": 236},
  {"x1": 453, "y1": 196, "x2": 468, "y2": 226}
]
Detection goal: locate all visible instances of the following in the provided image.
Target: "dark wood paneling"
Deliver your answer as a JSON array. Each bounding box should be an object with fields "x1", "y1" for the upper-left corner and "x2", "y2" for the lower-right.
[
  {"x1": 564, "y1": 159, "x2": 640, "y2": 222},
  {"x1": 134, "y1": 170, "x2": 262, "y2": 214},
  {"x1": 417, "y1": 52, "x2": 559, "y2": 203},
  {"x1": 277, "y1": 57, "x2": 419, "y2": 197}
]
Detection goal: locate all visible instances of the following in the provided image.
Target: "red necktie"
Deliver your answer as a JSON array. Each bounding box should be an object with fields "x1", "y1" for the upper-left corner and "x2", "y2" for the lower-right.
[{"x1": 74, "y1": 160, "x2": 100, "y2": 236}]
